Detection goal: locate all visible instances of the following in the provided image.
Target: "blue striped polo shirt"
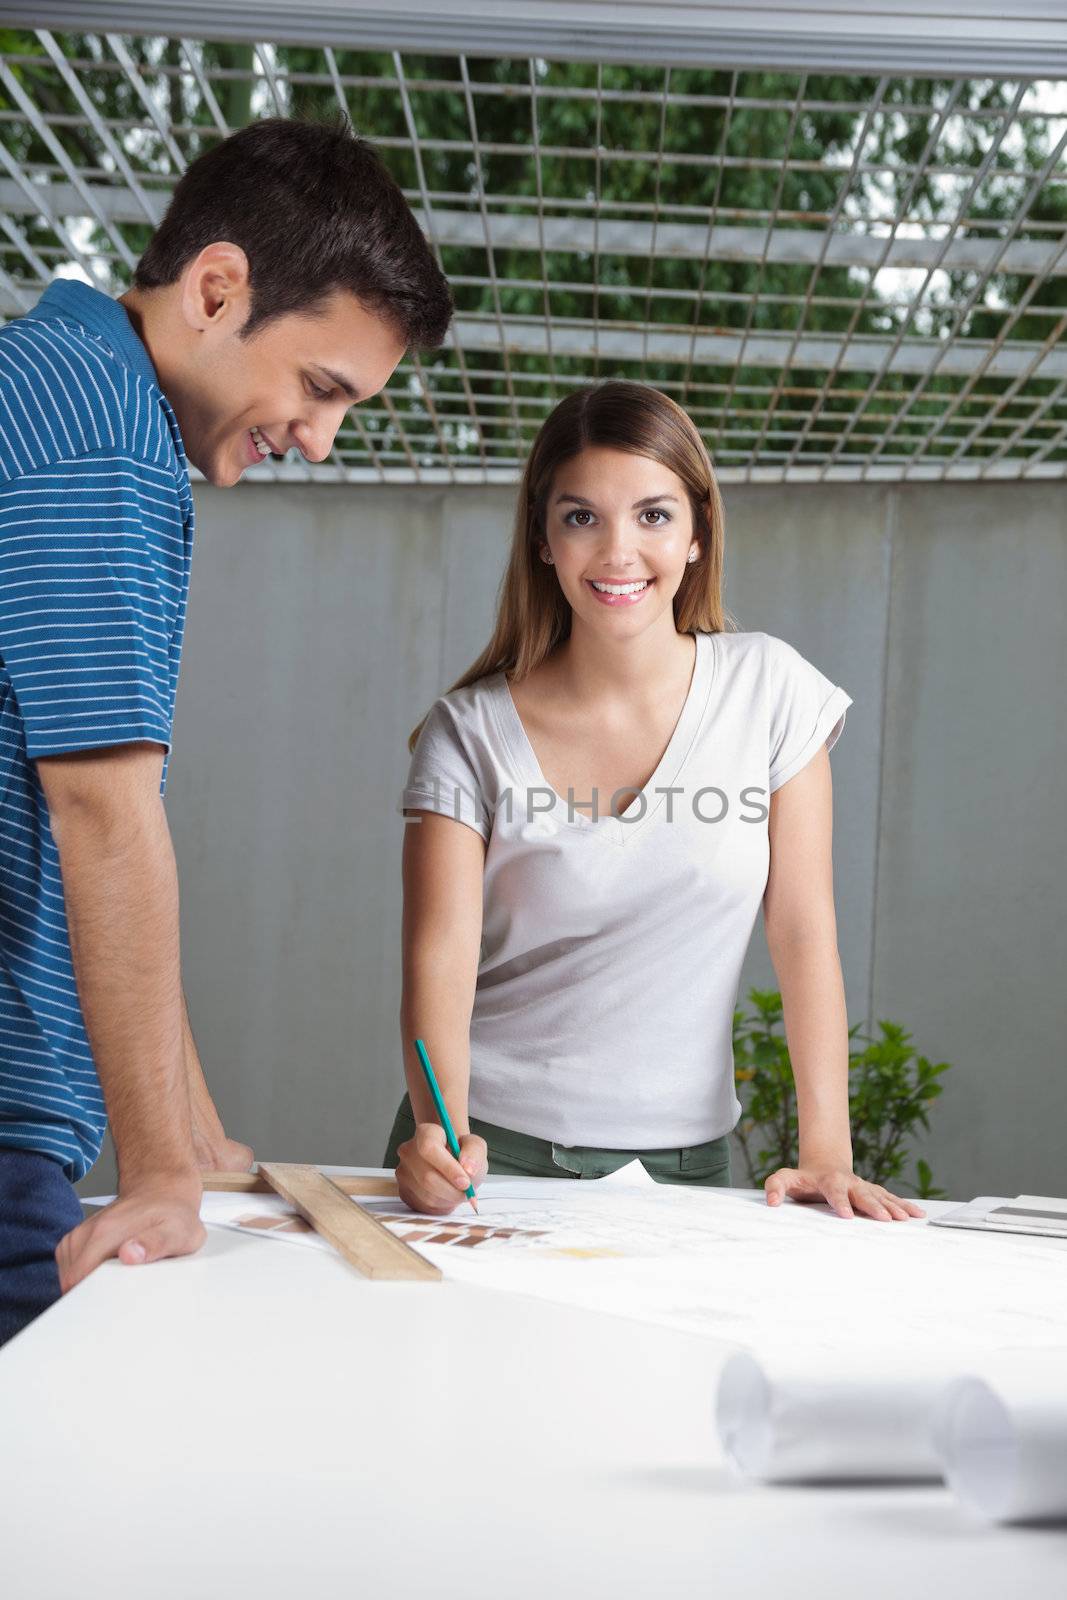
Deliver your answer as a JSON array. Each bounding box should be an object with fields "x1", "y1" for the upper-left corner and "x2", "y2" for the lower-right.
[{"x1": 0, "y1": 279, "x2": 194, "y2": 1181}]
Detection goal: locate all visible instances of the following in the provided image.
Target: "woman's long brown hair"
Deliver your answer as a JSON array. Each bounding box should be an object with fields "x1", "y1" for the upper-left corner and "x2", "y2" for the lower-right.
[{"x1": 409, "y1": 381, "x2": 730, "y2": 750}]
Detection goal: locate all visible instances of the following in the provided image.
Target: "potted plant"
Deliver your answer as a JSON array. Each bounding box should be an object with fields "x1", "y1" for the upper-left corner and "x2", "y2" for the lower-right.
[{"x1": 732, "y1": 988, "x2": 951, "y2": 1198}]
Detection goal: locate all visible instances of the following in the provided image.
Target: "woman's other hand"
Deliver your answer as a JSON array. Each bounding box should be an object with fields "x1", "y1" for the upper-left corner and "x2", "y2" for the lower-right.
[{"x1": 764, "y1": 1165, "x2": 926, "y2": 1221}]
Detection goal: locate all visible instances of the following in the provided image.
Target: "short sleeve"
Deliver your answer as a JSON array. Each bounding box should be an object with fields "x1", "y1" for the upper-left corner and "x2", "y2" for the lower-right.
[
  {"x1": 0, "y1": 456, "x2": 177, "y2": 759},
  {"x1": 766, "y1": 635, "x2": 853, "y2": 793},
  {"x1": 401, "y1": 697, "x2": 492, "y2": 842}
]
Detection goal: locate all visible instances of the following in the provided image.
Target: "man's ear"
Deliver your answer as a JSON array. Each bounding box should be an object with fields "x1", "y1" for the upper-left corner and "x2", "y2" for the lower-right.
[{"x1": 179, "y1": 242, "x2": 251, "y2": 336}]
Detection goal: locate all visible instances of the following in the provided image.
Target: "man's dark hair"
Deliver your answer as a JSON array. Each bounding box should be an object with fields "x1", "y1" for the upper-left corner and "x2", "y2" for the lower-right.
[{"x1": 134, "y1": 117, "x2": 452, "y2": 348}]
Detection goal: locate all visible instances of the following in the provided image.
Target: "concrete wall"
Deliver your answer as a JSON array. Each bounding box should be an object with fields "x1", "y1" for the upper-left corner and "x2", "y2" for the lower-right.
[{"x1": 81, "y1": 480, "x2": 1066, "y2": 1201}]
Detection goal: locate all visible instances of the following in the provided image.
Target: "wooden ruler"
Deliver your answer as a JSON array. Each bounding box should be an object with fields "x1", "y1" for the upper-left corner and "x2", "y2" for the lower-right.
[
  {"x1": 255, "y1": 1162, "x2": 440, "y2": 1282},
  {"x1": 202, "y1": 1170, "x2": 398, "y2": 1198}
]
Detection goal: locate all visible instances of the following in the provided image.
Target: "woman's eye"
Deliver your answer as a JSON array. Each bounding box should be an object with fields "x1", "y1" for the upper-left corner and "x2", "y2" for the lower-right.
[
  {"x1": 307, "y1": 379, "x2": 331, "y2": 400},
  {"x1": 641, "y1": 508, "x2": 670, "y2": 526},
  {"x1": 565, "y1": 509, "x2": 595, "y2": 526}
]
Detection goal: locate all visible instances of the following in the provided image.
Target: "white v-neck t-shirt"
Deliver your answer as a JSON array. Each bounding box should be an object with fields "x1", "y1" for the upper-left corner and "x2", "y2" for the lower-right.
[{"x1": 401, "y1": 629, "x2": 851, "y2": 1149}]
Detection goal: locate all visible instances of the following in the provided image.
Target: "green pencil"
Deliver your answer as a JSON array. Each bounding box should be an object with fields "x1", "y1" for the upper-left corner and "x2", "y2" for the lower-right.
[{"x1": 413, "y1": 1038, "x2": 479, "y2": 1214}]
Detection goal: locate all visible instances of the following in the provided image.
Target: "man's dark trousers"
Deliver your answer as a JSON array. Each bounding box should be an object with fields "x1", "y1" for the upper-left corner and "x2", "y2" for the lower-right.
[{"x1": 0, "y1": 1150, "x2": 83, "y2": 1346}]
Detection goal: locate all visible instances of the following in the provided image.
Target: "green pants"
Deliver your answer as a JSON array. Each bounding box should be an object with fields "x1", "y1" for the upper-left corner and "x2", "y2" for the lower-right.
[{"x1": 383, "y1": 1093, "x2": 733, "y2": 1187}]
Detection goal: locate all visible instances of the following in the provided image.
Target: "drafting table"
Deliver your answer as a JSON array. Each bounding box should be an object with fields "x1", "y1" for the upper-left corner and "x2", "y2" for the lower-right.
[{"x1": 2, "y1": 1174, "x2": 1065, "y2": 1599}]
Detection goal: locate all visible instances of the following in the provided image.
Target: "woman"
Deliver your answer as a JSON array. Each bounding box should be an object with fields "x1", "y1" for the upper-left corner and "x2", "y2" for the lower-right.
[{"x1": 387, "y1": 381, "x2": 924, "y2": 1226}]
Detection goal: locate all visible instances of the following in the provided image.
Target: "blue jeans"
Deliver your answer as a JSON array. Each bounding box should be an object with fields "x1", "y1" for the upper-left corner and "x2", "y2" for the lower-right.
[{"x1": 0, "y1": 1149, "x2": 84, "y2": 1347}]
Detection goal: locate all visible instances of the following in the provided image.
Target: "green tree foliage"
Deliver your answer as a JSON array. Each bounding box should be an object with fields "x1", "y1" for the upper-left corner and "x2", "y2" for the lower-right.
[{"x1": 1, "y1": 31, "x2": 1063, "y2": 469}]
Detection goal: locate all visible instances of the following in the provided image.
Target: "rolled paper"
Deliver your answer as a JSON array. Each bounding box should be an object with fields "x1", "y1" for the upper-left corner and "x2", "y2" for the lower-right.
[
  {"x1": 932, "y1": 1353, "x2": 1067, "y2": 1524},
  {"x1": 716, "y1": 1350, "x2": 952, "y2": 1482}
]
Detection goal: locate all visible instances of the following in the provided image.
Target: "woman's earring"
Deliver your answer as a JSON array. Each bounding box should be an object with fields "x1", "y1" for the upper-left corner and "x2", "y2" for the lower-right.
[
  {"x1": 687, "y1": 549, "x2": 698, "y2": 564},
  {"x1": 543, "y1": 552, "x2": 554, "y2": 565}
]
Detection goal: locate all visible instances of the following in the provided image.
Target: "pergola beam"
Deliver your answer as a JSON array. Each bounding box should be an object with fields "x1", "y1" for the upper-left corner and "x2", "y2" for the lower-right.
[
  {"x1": 2, "y1": 181, "x2": 1065, "y2": 282},
  {"x1": 1, "y1": 283, "x2": 1062, "y2": 380},
  {"x1": 13, "y1": 2, "x2": 1067, "y2": 78},
  {"x1": 257, "y1": 458, "x2": 1067, "y2": 485},
  {"x1": 450, "y1": 316, "x2": 1067, "y2": 382}
]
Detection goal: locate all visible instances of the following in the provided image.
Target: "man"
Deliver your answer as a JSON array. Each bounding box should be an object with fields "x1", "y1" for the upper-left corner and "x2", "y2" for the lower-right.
[{"x1": 0, "y1": 116, "x2": 452, "y2": 1343}]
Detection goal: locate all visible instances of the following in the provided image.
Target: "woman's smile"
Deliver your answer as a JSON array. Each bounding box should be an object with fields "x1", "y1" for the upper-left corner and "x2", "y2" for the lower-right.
[{"x1": 586, "y1": 576, "x2": 656, "y2": 606}]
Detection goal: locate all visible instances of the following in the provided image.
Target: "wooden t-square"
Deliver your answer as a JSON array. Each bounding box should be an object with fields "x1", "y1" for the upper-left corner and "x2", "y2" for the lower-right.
[{"x1": 202, "y1": 1163, "x2": 440, "y2": 1283}]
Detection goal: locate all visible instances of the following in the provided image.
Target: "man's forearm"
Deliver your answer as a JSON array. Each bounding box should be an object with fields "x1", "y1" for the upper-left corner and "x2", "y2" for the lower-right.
[
  {"x1": 179, "y1": 993, "x2": 254, "y2": 1172},
  {"x1": 51, "y1": 794, "x2": 197, "y2": 1189},
  {"x1": 181, "y1": 992, "x2": 226, "y2": 1158}
]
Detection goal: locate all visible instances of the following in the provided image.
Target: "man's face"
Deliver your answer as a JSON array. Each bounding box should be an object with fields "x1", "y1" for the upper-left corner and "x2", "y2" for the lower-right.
[{"x1": 174, "y1": 289, "x2": 406, "y2": 487}]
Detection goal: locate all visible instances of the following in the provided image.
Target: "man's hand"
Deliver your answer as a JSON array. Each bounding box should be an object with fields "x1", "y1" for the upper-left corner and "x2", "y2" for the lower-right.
[
  {"x1": 56, "y1": 1173, "x2": 206, "y2": 1293},
  {"x1": 39, "y1": 744, "x2": 208, "y2": 1291},
  {"x1": 192, "y1": 1131, "x2": 254, "y2": 1174}
]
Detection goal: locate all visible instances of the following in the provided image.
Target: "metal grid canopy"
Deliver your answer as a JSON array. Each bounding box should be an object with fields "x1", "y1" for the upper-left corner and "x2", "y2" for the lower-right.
[{"x1": 0, "y1": 23, "x2": 1066, "y2": 484}]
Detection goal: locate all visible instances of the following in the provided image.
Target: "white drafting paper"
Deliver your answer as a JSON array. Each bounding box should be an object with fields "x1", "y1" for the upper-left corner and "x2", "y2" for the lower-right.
[
  {"x1": 104, "y1": 1166, "x2": 1065, "y2": 1495},
  {"x1": 196, "y1": 1161, "x2": 656, "y2": 1254},
  {"x1": 932, "y1": 1352, "x2": 1067, "y2": 1523},
  {"x1": 715, "y1": 1349, "x2": 954, "y2": 1482},
  {"x1": 199, "y1": 1165, "x2": 1067, "y2": 1369}
]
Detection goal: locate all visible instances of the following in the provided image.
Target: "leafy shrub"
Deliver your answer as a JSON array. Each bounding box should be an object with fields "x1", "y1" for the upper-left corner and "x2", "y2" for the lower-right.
[{"x1": 732, "y1": 988, "x2": 951, "y2": 1198}]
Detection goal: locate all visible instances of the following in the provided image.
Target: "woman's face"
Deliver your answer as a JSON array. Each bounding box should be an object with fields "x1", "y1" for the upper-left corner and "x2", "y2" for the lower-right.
[{"x1": 540, "y1": 446, "x2": 700, "y2": 636}]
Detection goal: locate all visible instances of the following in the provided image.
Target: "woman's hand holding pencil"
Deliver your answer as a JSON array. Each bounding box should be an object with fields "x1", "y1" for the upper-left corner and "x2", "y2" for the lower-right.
[
  {"x1": 395, "y1": 1039, "x2": 488, "y2": 1215},
  {"x1": 395, "y1": 1122, "x2": 489, "y2": 1216}
]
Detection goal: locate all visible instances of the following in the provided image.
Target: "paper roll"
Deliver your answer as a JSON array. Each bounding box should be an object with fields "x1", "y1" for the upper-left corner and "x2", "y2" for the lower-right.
[
  {"x1": 715, "y1": 1351, "x2": 951, "y2": 1482},
  {"x1": 932, "y1": 1353, "x2": 1067, "y2": 1524}
]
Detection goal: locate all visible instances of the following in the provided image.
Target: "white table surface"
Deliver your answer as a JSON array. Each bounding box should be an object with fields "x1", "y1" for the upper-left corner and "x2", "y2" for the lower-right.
[{"x1": 2, "y1": 1174, "x2": 1065, "y2": 1599}]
